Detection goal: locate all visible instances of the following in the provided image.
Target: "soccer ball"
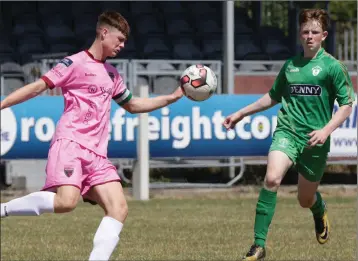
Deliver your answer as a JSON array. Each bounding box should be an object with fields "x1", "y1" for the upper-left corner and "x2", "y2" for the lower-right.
[{"x1": 180, "y1": 64, "x2": 217, "y2": 101}]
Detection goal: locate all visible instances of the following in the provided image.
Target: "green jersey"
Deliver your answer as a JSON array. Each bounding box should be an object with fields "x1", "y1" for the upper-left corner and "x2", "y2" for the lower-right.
[{"x1": 269, "y1": 48, "x2": 355, "y2": 151}]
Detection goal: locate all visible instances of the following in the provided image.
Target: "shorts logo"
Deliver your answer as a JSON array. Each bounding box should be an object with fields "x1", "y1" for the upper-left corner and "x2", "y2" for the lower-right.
[
  {"x1": 1, "y1": 108, "x2": 17, "y2": 156},
  {"x1": 279, "y1": 138, "x2": 289, "y2": 148},
  {"x1": 64, "y1": 167, "x2": 74, "y2": 177},
  {"x1": 59, "y1": 58, "x2": 73, "y2": 67},
  {"x1": 312, "y1": 66, "x2": 322, "y2": 76},
  {"x1": 290, "y1": 84, "x2": 322, "y2": 96}
]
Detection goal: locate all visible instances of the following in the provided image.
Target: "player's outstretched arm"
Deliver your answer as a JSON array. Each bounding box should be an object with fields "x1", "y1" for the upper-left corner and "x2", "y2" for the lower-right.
[
  {"x1": 121, "y1": 86, "x2": 183, "y2": 113},
  {"x1": 0, "y1": 79, "x2": 48, "y2": 110},
  {"x1": 223, "y1": 93, "x2": 278, "y2": 130}
]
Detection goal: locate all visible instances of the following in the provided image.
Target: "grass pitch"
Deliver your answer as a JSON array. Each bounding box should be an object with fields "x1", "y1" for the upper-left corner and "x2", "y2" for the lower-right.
[{"x1": 1, "y1": 195, "x2": 356, "y2": 261}]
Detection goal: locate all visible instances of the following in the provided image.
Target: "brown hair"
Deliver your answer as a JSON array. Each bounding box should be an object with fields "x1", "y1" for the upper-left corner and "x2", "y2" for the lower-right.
[
  {"x1": 97, "y1": 11, "x2": 130, "y2": 39},
  {"x1": 299, "y1": 9, "x2": 330, "y2": 31}
]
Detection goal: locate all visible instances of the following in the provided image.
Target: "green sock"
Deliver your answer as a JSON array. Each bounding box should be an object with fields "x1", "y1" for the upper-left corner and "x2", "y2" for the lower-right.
[
  {"x1": 310, "y1": 192, "x2": 325, "y2": 218},
  {"x1": 254, "y1": 188, "x2": 277, "y2": 248}
]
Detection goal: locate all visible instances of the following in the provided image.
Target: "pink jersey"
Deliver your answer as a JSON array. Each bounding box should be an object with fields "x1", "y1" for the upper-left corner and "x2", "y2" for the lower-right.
[{"x1": 41, "y1": 50, "x2": 132, "y2": 157}]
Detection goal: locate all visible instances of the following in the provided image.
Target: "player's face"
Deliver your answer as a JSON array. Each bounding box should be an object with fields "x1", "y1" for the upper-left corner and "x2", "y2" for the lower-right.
[
  {"x1": 299, "y1": 20, "x2": 328, "y2": 54},
  {"x1": 102, "y1": 27, "x2": 126, "y2": 58}
]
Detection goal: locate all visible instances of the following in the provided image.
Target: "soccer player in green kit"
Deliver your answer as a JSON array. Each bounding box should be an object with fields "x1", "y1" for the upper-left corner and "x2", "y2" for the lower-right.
[{"x1": 223, "y1": 9, "x2": 355, "y2": 261}]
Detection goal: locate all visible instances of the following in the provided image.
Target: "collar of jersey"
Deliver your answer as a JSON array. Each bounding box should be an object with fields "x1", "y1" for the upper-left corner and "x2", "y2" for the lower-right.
[
  {"x1": 85, "y1": 50, "x2": 105, "y2": 63},
  {"x1": 301, "y1": 48, "x2": 325, "y2": 61}
]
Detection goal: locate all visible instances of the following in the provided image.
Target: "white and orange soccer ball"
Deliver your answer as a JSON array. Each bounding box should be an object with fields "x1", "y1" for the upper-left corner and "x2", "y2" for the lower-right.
[{"x1": 180, "y1": 64, "x2": 217, "y2": 101}]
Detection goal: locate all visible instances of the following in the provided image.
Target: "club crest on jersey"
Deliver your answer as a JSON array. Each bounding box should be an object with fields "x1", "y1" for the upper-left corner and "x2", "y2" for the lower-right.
[
  {"x1": 64, "y1": 167, "x2": 74, "y2": 177},
  {"x1": 108, "y1": 72, "x2": 115, "y2": 82},
  {"x1": 312, "y1": 66, "x2": 322, "y2": 76}
]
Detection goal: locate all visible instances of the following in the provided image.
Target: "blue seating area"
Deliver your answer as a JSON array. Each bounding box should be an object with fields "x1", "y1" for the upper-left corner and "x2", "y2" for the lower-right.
[{"x1": 0, "y1": 1, "x2": 293, "y2": 64}]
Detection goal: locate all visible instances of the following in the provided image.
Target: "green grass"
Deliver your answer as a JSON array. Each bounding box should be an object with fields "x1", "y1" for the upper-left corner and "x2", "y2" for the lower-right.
[{"x1": 1, "y1": 196, "x2": 356, "y2": 261}]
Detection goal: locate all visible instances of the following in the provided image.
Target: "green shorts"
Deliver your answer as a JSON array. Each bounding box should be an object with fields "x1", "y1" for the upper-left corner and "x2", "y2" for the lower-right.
[{"x1": 269, "y1": 130, "x2": 328, "y2": 182}]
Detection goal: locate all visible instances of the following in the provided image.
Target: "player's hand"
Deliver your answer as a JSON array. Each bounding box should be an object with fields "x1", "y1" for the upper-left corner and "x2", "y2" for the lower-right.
[
  {"x1": 307, "y1": 129, "x2": 330, "y2": 148},
  {"x1": 223, "y1": 111, "x2": 244, "y2": 130},
  {"x1": 172, "y1": 86, "x2": 184, "y2": 101}
]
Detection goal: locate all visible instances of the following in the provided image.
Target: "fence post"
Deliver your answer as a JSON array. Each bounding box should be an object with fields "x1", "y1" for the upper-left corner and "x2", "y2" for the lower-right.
[{"x1": 133, "y1": 85, "x2": 149, "y2": 201}]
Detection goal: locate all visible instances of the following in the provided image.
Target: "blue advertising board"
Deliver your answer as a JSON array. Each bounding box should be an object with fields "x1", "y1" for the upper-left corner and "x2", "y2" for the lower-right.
[{"x1": 1, "y1": 94, "x2": 281, "y2": 159}]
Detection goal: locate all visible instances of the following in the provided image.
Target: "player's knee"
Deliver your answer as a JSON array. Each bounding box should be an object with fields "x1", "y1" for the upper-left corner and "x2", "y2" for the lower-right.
[
  {"x1": 297, "y1": 195, "x2": 314, "y2": 208},
  {"x1": 54, "y1": 194, "x2": 78, "y2": 213},
  {"x1": 107, "y1": 199, "x2": 128, "y2": 222},
  {"x1": 264, "y1": 176, "x2": 281, "y2": 190}
]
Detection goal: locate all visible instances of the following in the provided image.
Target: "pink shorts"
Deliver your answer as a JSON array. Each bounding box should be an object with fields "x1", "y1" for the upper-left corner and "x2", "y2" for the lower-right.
[{"x1": 42, "y1": 139, "x2": 120, "y2": 196}]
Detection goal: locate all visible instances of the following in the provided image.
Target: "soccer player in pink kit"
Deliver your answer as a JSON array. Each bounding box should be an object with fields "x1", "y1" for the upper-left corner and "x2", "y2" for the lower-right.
[{"x1": 0, "y1": 11, "x2": 183, "y2": 260}]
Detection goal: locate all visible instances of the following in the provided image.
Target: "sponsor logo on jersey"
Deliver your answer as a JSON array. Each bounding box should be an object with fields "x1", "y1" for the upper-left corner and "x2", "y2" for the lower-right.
[
  {"x1": 290, "y1": 84, "x2": 322, "y2": 96},
  {"x1": 59, "y1": 58, "x2": 73, "y2": 67},
  {"x1": 312, "y1": 65, "x2": 322, "y2": 76}
]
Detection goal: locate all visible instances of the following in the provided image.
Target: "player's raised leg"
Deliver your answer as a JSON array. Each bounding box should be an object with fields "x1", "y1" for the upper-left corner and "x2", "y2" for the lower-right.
[
  {"x1": 242, "y1": 150, "x2": 293, "y2": 261},
  {"x1": 1, "y1": 185, "x2": 80, "y2": 217},
  {"x1": 85, "y1": 181, "x2": 128, "y2": 261},
  {"x1": 297, "y1": 174, "x2": 329, "y2": 244}
]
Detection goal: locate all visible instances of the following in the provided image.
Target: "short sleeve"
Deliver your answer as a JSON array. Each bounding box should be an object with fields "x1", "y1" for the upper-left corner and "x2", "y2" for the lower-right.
[
  {"x1": 268, "y1": 61, "x2": 289, "y2": 103},
  {"x1": 330, "y1": 61, "x2": 355, "y2": 106},
  {"x1": 41, "y1": 57, "x2": 76, "y2": 89},
  {"x1": 112, "y1": 74, "x2": 132, "y2": 105}
]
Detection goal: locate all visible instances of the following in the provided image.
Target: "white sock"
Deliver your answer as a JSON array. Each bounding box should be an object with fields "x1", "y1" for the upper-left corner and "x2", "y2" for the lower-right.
[
  {"x1": 89, "y1": 216, "x2": 123, "y2": 261},
  {"x1": 1, "y1": 191, "x2": 55, "y2": 217}
]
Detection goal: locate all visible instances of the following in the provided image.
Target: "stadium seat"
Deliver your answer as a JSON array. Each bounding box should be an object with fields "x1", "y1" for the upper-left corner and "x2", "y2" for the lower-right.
[
  {"x1": 165, "y1": 15, "x2": 194, "y2": 37},
  {"x1": 202, "y1": 37, "x2": 222, "y2": 60},
  {"x1": 235, "y1": 21, "x2": 254, "y2": 35},
  {"x1": 44, "y1": 24, "x2": 76, "y2": 45},
  {"x1": 235, "y1": 40, "x2": 269, "y2": 60},
  {"x1": 135, "y1": 14, "x2": 165, "y2": 36},
  {"x1": 262, "y1": 39, "x2": 292, "y2": 60},
  {"x1": 172, "y1": 39, "x2": 202, "y2": 60},
  {"x1": 2, "y1": 78, "x2": 24, "y2": 95},
  {"x1": 22, "y1": 62, "x2": 42, "y2": 84},
  {"x1": 1, "y1": 62, "x2": 23, "y2": 74},
  {"x1": 156, "y1": 1, "x2": 186, "y2": 14},
  {"x1": 195, "y1": 19, "x2": 222, "y2": 37},
  {"x1": 71, "y1": 2, "x2": 101, "y2": 16},
  {"x1": 0, "y1": 54, "x2": 15, "y2": 64},
  {"x1": 40, "y1": 13, "x2": 73, "y2": 30},
  {"x1": 49, "y1": 44, "x2": 77, "y2": 54},
  {"x1": 184, "y1": 2, "x2": 216, "y2": 16},
  {"x1": 17, "y1": 37, "x2": 46, "y2": 56},
  {"x1": 5, "y1": 1, "x2": 36, "y2": 19},
  {"x1": 153, "y1": 76, "x2": 178, "y2": 95},
  {"x1": 258, "y1": 25, "x2": 286, "y2": 41},
  {"x1": 142, "y1": 37, "x2": 171, "y2": 59},
  {"x1": 147, "y1": 61, "x2": 175, "y2": 71},
  {"x1": 38, "y1": 1, "x2": 72, "y2": 17},
  {"x1": 129, "y1": 2, "x2": 156, "y2": 18},
  {"x1": 0, "y1": 36, "x2": 14, "y2": 60},
  {"x1": 1, "y1": 61, "x2": 25, "y2": 94},
  {"x1": 73, "y1": 13, "x2": 98, "y2": 39},
  {"x1": 12, "y1": 14, "x2": 43, "y2": 37}
]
